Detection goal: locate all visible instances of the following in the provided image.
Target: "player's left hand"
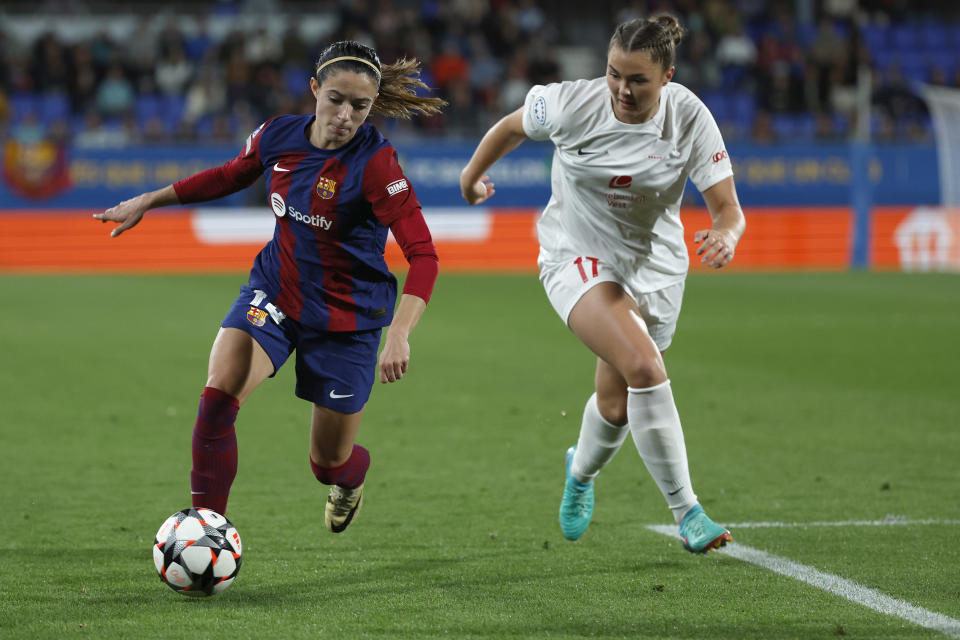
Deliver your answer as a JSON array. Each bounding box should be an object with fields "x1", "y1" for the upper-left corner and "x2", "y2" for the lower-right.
[
  {"x1": 694, "y1": 228, "x2": 738, "y2": 268},
  {"x1": 378, "y1": 333, "x2": 410, "y2": 383}
]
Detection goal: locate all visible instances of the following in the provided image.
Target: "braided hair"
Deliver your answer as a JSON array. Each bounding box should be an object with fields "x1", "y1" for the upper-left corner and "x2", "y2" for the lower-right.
[{"x1": 608, "y1": 14, "x2": 685, "y2": 70}]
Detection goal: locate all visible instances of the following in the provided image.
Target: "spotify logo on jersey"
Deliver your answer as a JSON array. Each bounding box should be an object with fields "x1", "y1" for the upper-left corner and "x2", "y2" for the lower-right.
[{"x1": 271, "y1": 193, "x2": 286, "y2": 217}]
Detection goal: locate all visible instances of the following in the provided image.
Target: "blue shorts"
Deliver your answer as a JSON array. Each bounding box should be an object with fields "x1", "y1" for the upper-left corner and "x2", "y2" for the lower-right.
[{"x1": 221, "y1": 285, "x2": 381, "y2": 414}]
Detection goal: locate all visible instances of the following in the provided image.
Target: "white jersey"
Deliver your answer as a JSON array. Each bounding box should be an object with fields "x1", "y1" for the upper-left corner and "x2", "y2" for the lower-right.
[{"x1": 522, "y1": 77, "x2": 733, "y2": 291}]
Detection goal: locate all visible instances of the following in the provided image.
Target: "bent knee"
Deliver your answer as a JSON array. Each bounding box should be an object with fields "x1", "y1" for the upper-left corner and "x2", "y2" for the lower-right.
[
  {"x1": 620, "y1": 356, "x2": 668, "y2": 390},
  {"x1": 595, "y1": 393, "x2": 628, "y2": 426},
  {"x1": 310, "y1": 452, "x2": 351, "y2": 469},
  {"x1": 205, "y1": 372, "x2": 247, "y2": 401}
]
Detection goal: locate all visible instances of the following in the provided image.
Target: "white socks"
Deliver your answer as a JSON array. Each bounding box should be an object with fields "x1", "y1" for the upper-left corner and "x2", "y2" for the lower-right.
[
  {"x1": 627, "y1": 380, "x2": 698, "y2": 523},
  {"x1": 570, "y1": 393, "x2": 630, "y2": 483},
  {"x1": 568, "y1": 381, "x2": 699, "y2": 524}
]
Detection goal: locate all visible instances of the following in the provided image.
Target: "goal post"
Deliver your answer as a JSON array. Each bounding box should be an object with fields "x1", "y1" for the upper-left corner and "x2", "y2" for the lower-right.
[
  {"x1": 893, "y1": 85, "x2": 960, "y2": 272},
  {"x1": 923, "y1": 85, "x2": 960, "y2": 208}
]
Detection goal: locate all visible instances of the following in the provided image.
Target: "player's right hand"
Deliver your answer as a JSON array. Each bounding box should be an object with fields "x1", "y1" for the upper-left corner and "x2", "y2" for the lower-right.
[
  {"x1": 461, "y1": 175, "x2": 495, "y2": 206},
  {"x1": 694, "y1": 228, "x2": 738, "y2": 268},
  {"x1": 93, "y1": 197, "x2": 146, "y2": 237}
]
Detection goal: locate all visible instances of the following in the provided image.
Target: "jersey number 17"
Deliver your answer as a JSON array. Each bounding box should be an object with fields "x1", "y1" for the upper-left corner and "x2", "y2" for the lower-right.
[{"x1": 574, "y1": 256, "x2": 599, "y2": 283}]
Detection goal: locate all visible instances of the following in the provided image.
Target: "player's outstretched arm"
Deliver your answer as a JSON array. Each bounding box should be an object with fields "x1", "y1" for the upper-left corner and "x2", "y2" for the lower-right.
[
  {"x1": 93, "y1": 185, "x2": 181, "y2": 237},
  {"x1": 460, "y1": 107, "x2": 528, "y2": 206},
  {"x1": 695, "y1": 176, "x2": 746, "y2": 269},
  {"x1": 378, "y1": 293, "x2": 427, "y2": 383}
]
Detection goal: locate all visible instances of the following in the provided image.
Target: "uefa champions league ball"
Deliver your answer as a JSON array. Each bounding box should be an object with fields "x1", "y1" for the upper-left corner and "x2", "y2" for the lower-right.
[{"x1": 153, "y1": 508, "x2": 242, "y2": 596}]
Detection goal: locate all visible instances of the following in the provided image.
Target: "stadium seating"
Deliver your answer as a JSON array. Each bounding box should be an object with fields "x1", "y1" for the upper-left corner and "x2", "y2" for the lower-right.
[{"x1": 1, "y1": 5, "x2": 956, "y2": 144}]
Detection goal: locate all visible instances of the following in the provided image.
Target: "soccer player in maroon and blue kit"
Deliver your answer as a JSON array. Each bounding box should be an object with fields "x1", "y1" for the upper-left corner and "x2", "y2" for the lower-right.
[{"x1": 95, "y1": 41, "x2": 446, "y2": 533}]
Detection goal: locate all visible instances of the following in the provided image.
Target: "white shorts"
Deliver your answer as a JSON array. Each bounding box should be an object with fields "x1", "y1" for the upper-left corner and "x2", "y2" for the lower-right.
[{"x1": 539, "y1": 255, "x2": 686, "y2": 351}]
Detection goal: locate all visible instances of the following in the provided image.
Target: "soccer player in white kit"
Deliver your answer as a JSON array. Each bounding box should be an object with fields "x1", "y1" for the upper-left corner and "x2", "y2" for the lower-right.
[{"x1": 460, "y1": 15, "x2": 745, "y2": 553}]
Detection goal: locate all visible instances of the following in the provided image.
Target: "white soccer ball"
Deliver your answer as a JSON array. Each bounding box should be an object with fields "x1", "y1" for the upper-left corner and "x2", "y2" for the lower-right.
[{"x1": 153, "y1": 508, "x2": 243, "y2": 597}]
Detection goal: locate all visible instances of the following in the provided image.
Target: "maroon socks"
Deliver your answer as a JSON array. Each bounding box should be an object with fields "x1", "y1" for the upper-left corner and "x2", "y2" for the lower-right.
[
  {"x1": 190, "y1": 387, "x2": 239, "y2": 515},
  {"x1": 190, "y1": 386, "x2": 370, "y2": 514},
  {"x1": 310, "y1": 444, "x2": 370, "y2": 489}
]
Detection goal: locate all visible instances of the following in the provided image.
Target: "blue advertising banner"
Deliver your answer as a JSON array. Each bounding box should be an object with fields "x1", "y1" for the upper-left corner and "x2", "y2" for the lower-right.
[
  {"x1": 0, "y1": 138, "x2": 941, "y2": 209},
  {"x1": 398, "y1": 141, "x2": 940, "y2": 208}
]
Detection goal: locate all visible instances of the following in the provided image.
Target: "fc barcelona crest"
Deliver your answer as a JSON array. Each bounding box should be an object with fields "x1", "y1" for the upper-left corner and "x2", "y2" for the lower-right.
[
  {"x1": 246, "y1": 307, "x2": 267, "y2": 327},
  {"x1": 316, "y1": 176, "x2": 337, "y2": 200},
  {"x1": 2, "y1": 137, "x2": 71, "y2": 200}
]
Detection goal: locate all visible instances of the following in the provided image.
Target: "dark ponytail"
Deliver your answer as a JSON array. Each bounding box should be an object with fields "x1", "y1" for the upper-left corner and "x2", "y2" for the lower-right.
[{"x1": 315, "y1": 40, "x2": 446, "y2": 120}]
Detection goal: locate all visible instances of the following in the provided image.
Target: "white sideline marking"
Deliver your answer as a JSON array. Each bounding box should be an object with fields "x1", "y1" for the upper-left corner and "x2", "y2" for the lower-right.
[
  {"x1": 646, "y1": 524, "x2": 960, "y2": 638},
  {"x1": 721, "y1": 517, "x2": 960, "y2": 529}
]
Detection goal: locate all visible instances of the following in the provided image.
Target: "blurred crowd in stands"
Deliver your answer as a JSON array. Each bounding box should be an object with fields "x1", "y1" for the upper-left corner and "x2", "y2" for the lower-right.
[{"x1": 1, "y1": 0, "x2": 958, "y2": 148}]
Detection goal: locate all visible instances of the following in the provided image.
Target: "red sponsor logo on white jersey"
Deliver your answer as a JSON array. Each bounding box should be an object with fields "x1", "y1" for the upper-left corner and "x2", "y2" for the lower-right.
[
  {"x1": 609, "y1": 175, "x2": 632, "y2": 188},
  {"x1": 712, "y1": 150, "x2": 728, "y2": 163}
]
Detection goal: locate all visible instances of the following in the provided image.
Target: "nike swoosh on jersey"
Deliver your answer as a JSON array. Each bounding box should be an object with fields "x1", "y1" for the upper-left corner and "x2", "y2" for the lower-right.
[
  {"x1": 577, "y1": 148, "x2": 598, "y2": 155},
  {"x1": 329, "y1": 390, "x2": 354, "y2": 399},
  {"x1": 273, "y1": 163, "x2": 291, "y2": 172}
]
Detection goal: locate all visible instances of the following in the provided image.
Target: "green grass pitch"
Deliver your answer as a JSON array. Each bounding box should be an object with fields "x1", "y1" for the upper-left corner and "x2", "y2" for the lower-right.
[{"x1": 1, "y1": 271, "x2": 958, "y2": 639}]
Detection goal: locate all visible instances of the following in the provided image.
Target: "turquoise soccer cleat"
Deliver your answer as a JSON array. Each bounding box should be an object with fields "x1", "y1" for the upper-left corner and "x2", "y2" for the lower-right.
[
  {"x1": 678, "y1": 504, "x2": 732, "y2": 553},
  {"x1": 559, "y1": 446, "x2": 594, "y2": 541}
]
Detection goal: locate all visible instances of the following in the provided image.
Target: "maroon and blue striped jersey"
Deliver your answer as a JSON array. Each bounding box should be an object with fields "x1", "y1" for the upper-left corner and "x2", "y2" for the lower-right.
[{"x1": 173, "y1": 115, "x2": 438, "y2": 332}]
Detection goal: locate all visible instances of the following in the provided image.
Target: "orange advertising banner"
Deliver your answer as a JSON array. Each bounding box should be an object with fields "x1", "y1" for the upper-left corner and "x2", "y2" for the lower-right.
[
  {"x1": 871, "y1": 206, "x2": 960, "y2": 271},
  {"x1": 1, "y1": 207, "x2": 956, "y2": 273}
]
